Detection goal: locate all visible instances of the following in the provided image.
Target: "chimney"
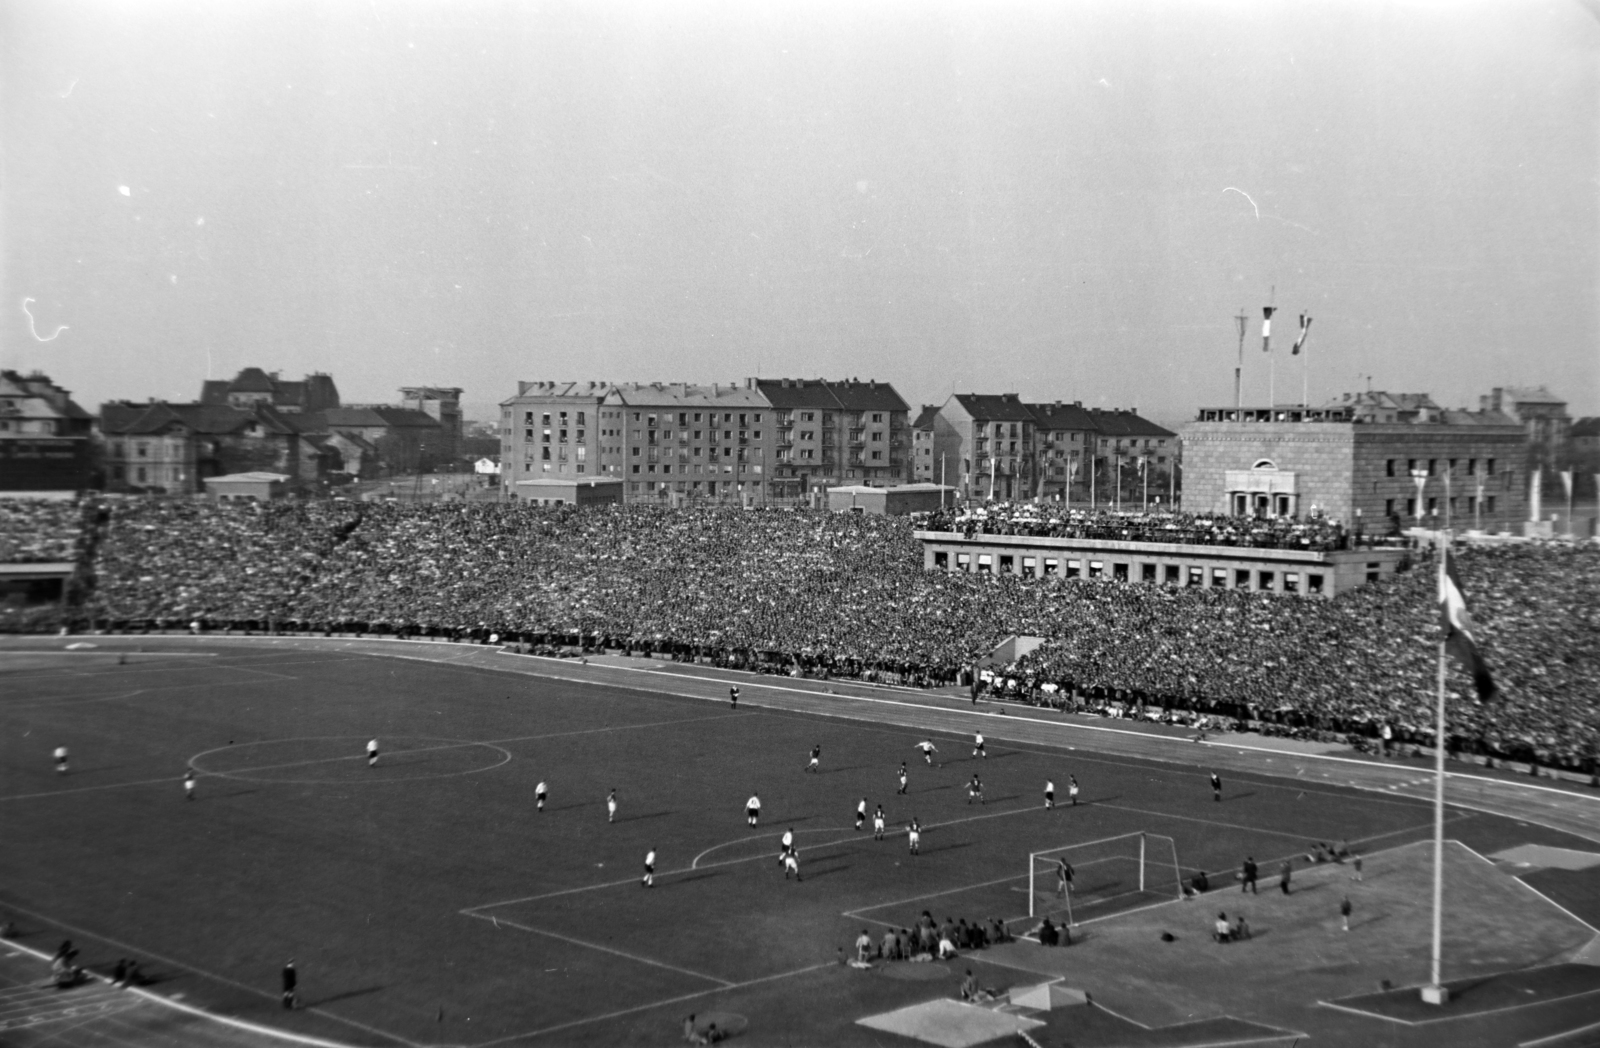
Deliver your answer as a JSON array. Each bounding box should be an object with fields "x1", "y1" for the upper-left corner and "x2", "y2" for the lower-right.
[{"x1": 1074, "y1": 401, "x2": 1082, "y2": 408}]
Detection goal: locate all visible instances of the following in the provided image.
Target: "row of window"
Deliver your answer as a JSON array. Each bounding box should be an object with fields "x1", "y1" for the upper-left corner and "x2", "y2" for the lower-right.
[
  {"x1": 629, "y1": 479, "x2": 762, "y2": 494},
  {"x1": 1386, "y1": 496, "x2": 1497, "y2": 517},
  {"x1": 1385, "y1": 457, "x2": 1496, "y2": 478},
  {"x1": 932, "y1": 551, "x2": 1328, "y2": 593}
]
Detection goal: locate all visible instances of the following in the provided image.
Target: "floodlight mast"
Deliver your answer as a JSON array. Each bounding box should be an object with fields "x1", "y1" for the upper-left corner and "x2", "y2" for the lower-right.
[{"x1": 1233, "y1": 309, "x2": 1248, "y2": 413}]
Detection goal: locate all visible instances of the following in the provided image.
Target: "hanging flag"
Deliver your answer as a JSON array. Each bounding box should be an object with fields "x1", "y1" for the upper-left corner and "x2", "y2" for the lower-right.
[
  {"x1": 1439, "y1": 548, "x2": 1497, "y2": 701},
  {"x1": 1560, "y1": 470, "x2": 1573, "y2": 499},
  {"x1": 1291, "y1": 313, "x2": 1312, "y2": 355},
  {"x1": 1261, "y1": 306, "x2": 1276, "y2": 352}
]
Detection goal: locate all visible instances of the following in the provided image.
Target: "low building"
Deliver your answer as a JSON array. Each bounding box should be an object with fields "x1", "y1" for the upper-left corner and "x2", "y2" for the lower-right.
[
  {"x1": 510, "y1": 476, "x2": 624, "y2": 507},
  {"x1": 1184, "y1": 392, "x2": 1527, "y2": 533},
  {"x1": 915, "y1": 528, "x2": 1408, "y2": 598},
  {"x1": 100, "y1": 401, "x2": 330, "y2": 494},
  {"x1": 0, "y1": 371, "x2": 95, "y2": 495},
  {"x1": 203, "y1": 471, "x2": 289, "y2": 500},
  {"x1": 827, "y1": 483, "x2": 954, "y2": 515}
]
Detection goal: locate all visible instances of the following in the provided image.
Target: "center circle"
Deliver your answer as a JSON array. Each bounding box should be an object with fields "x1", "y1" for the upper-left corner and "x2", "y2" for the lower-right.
[{"x1": 190, "y1": 735, "x2": 511, "y2": 784}]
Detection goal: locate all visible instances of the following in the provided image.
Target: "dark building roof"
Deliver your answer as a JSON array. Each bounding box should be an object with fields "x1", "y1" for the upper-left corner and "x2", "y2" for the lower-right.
[
  {"x1": 911, "y1": 405, "x2": 940, "y2": 431},
  {"x1": 1571, "y1": 417, "x2": 1600, "y2": 439},
  {"x1": 752, "y1": 378, "x2": 909, "y2": 414},
  {"x1": 1025, "y1": 401, "x2": 1099, "y2": 431},
  {"x1": 101, "y1": 401, "x2": 304, "y2": 437},
  {"x1": 199, "y1": 369, "x2": 340, "y2": 410},
  {"x1": 1086, "y1": 409, "x2": 1175, "y2": 439},
  {"x1": 951, "y1": 393, "x2": 1036, "y2": 422}
]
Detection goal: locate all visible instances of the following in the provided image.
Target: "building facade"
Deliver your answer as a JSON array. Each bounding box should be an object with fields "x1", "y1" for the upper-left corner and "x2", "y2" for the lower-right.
[
  {"x1": 755, "y1": 378, "x2": 912, "y2": 497},
  {"x1": 911, "y1": 406, "x2": 939, "y2": 483},
  {"x1": 1084, "y1": 408, "x2": 1179, "y2": 509},
  {"x1": 602, "y1": 382, "x2": 774, "y2": 503},
  {"x1": 1184, "y1": 392, "x2": 1527, "y2": 533},
  {"x1": 931, "y1": 394, "x2": 1038, "y2": 502},
  {"x1": 0, "y1": 371, "x2": 95, "y2": 494},
  {"x1": 1481, "y1": 386, "x2": 1571, "y2": 480},
  {"x1": 1024, "y1": 401, "x2": 1098, "y2": 502},
  {"x1": 499, "y1": 382, "x2": 610, "y2": 489},
  {"x1": 399, "y1": 386, "x2": 464, "y2": 464}
]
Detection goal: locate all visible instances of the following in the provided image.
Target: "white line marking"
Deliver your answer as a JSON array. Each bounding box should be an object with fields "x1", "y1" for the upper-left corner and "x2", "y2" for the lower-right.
[{"x1": 462, "y1": 913, "x2": 731, "y2": 986}]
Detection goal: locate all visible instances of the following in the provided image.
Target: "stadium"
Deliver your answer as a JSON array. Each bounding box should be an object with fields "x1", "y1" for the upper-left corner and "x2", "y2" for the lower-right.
[{"x1": 3, "y1": 498, "x2": 1600, "y2": 1048}]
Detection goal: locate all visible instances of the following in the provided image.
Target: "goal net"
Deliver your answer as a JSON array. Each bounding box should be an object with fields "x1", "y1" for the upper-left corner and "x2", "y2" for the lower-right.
[{"x1": 1028, "y1": 832, "x2": 1182, "y2": 925}]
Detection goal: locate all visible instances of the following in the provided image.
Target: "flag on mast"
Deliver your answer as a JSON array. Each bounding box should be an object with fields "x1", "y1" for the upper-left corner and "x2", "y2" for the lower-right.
[
  {"x1": 1261, "y1": 306, "x2": 1276, "y2": 352},
  {"x1": 1291, "y1": 313, "x2": 1312, "y2": 355},
  {"x1": 1439, "y1": 549, "x2": 1497, "y2": 701}
]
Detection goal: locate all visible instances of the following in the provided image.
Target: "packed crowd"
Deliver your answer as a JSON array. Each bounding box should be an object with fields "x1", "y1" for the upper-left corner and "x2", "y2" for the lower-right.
[
  {"x1": 7, "y1": 498, "x2": 1596, "y2": 769},
  {"x1": 0, "y1": 499, "x2": 90, "y2": 563},
  {"x1": 921, "y1": 505, "x2": 1396, "y2": 551}
]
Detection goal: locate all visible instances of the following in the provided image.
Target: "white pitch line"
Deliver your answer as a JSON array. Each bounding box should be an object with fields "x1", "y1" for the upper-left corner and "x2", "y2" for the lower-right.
[
  {"x1": 462, "y1": 913, "x2": 731, "y2": 987},
  {"x1": 466, "y1": 961, "x2": 834, "y2": 1046}
]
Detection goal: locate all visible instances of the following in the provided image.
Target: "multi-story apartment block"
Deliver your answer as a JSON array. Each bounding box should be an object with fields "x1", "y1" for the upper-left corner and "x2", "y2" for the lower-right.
[
  {"x1": 911, "y1": 406, "x2": 939, "y2": 483},
  {"x1": 755, "y1": 378, "x2": 912, "y2": 498},
  {"x1": 930, "y1": 394, "x2": 1038, "y2": 502},
  {"x1": 603, "y1": 383, "x2": 774, "y2": 503},
  {"x1": 498, "y1": 382, "x2": 611, "y2": 488},
  {"x1": 1084, "y1": 408, "x2": 1179, "y2": 507},
  {"x1": 1024, "y1": 401, "x2": 1099, "y2": 501}
]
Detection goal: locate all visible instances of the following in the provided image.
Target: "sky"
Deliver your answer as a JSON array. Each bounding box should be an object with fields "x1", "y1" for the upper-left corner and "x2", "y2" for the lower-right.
[{"x1": 3, "y1": 0, "x2": 1596, "y2": 427}]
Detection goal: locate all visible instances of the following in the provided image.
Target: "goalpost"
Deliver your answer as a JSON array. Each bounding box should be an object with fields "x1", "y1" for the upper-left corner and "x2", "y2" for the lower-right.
[{"x1": 1028, "y1": 832, "x2": 1183, "y2": 925}]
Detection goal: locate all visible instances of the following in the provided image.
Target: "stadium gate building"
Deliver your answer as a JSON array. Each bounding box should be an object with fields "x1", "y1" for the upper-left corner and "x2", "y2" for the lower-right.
[{"x1": 1181, "y1": 393, "x2": 1529, "y2": 535}]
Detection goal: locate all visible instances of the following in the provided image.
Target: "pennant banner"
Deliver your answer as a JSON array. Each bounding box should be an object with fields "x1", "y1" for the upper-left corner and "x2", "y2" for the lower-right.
[
  {"x1": 1261, "y1": 306, "x2": 1275, "y2": 352},
  {"x1": 1291, "y1": 313, "x2": 1312, "y2": 355}
]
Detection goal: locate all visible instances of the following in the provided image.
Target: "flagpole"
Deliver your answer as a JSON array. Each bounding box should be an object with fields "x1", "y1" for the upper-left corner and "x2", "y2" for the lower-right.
[{"x1": 1427, "y1": 536, "x2": 1449, "y2": 1004}]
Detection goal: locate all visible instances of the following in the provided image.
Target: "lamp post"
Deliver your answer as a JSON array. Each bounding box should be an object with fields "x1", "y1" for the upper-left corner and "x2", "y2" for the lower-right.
[
  {"x1": 1442, "y1": 464, "x2": 1453, "y2": 532},
  {"x1": 1141, "y1": 454, "x2": 1150, "y2": 512},
  {"x1": 1474, "y1": 466, "x2": 1483, "y2": 532},
  {"x1": 1114, "y1": 450, "x2": 1123, "y2": 513}
]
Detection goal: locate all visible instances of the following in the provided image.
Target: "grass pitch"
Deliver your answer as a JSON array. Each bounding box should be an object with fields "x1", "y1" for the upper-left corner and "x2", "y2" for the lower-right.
[{"x1": 2, "y1": 641, "x2": 1597, "y2": 1047}]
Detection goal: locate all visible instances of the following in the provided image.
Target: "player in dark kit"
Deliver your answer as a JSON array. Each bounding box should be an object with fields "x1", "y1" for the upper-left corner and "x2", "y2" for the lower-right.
[
  {"x1": 729, "y1": 686, "x2": 739, "y2": 709},
  {"x1": 897, "y1": 762, "x2": 908, "y2": 794},
  {"x1": 281, "y1": 960, "x2": 298, "y2": 1009},
  {"x1": 536, "y1": 781, "x2": 547, "y2": 812},
  {"x1": 1241, "y1": 856, "x2": 1258, "y2": 893},
  {"x1": 967, "y1": 774, "x2": 984, "y2": 805},
  {"x1": 1210, "y1": 772, "x2": 1222, "y2": 801},
  {"x1": 873, "y1": 804, "x2": 886, "y2": 840}
]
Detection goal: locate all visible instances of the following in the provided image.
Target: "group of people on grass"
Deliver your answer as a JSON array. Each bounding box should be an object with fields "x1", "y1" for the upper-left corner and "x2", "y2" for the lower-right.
[{"x1": 5, "y1": 498, "x2": 1597, "y2": 771}]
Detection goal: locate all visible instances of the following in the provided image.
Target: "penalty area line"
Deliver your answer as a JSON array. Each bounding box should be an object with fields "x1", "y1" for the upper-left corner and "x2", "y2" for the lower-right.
[{"x1": 464, "y1": 912, "x2": 731, "y2": 987}]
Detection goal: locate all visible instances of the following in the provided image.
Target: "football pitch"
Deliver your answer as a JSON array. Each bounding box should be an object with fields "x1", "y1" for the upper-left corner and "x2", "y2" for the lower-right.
[{"x1": 3, "y1": 639, "x2": 1599, "y2": 1048}]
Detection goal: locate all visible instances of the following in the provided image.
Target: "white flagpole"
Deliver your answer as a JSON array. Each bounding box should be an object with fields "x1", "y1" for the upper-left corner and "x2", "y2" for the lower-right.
[{"x1": 1427, "y1": 537, "x2": 1449, "y2": 1003}]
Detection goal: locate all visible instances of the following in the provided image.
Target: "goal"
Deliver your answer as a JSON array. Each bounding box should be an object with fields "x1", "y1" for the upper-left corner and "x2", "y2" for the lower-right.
[{"x1": 1028, "y1": 832, "x2": 1182, "y2": 925}]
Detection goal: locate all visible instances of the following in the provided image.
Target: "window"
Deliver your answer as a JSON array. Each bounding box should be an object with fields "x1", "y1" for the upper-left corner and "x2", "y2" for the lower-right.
[
  {"x1": 524, "y1": 412, "x2": 534, "y2": 424},
  {"x1": 1000, "y1": 555, "x2": 1014, "y2": 574},
  {"x1": 1308, "y1": 574, "x2": 1324, "y2": 594},
  {"x1": 1141, "y1": 563, "x2": 1156, "y2": 582},
  {"x1": 1165, "y1": 564, "x2": 1180, "y2": 585},
  {"x1": 957, "y1": 553, "x2": 971, "y2": 570},
  {"x1": 559, "y1": 429, "x2": 568, "y2": 444},
  {"x1": 632, "y1": 464, "x2": 640, "y2": 474},
  {"x1": 541, "y1": 447, "x2": 551, "y2": 460},
  {"x1": 1044, "y1": 558, "x2": 1059, "y2": 576},
  {"x1": 1113, "y1": 562, "x2": 1128, "y2": 582},
  {"x1": 542, "y1": 413, "x2": 551, "y2": 425},
  {"x1": 1088, "y1": 561, "x2": 1103, "y2": 579},
  {"x1": 1385, "y1": 498, "x2": 1395, "y2": 517},
  {"x1": 542, "y1": 429, "x2": 551, "y2": 444},
  {"x1": 1258, "y1": 571, "x2": 1274, "y2": 591},
  {"x1": 1284, "y1": 573, "x2": 1299, "y2": 594},
  {"x1": 1022, "y1": 556, "x2": 1036, "y2": 578},
  {"x1": 1187, "y1": 567, "x2": 1203, "y2": 588},
  {"x1": 1066, "y1": 560, "x2": 1080, "y2": 578},
  {"x1": 1236, "y1": 568, "x2": 1251, "y2": 588},
  {"x1": 935, "y1": 551, "x2": 949, "y2": 570},
  {"x1": 1212, "y1": 568, "x2": 1227, "y2": 587},
  {"x1": 1486, "y1": 496, "x2": 1496, "y2": 514},
  {"x1": 1386, "y1": 459, "x2": 1396, "y2": 477},
  {"x1": 1406, "y1": 498, "x2": 1416, "y2": 517},
  {"x1": 1487, "y1": 458, "x2": 1495, "y2": 475}
]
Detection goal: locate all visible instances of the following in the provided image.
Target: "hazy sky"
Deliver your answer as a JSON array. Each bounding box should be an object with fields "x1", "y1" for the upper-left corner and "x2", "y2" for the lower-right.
[{"x1": 3, "y1": 0, "x2": 1596, "y2": 424}]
